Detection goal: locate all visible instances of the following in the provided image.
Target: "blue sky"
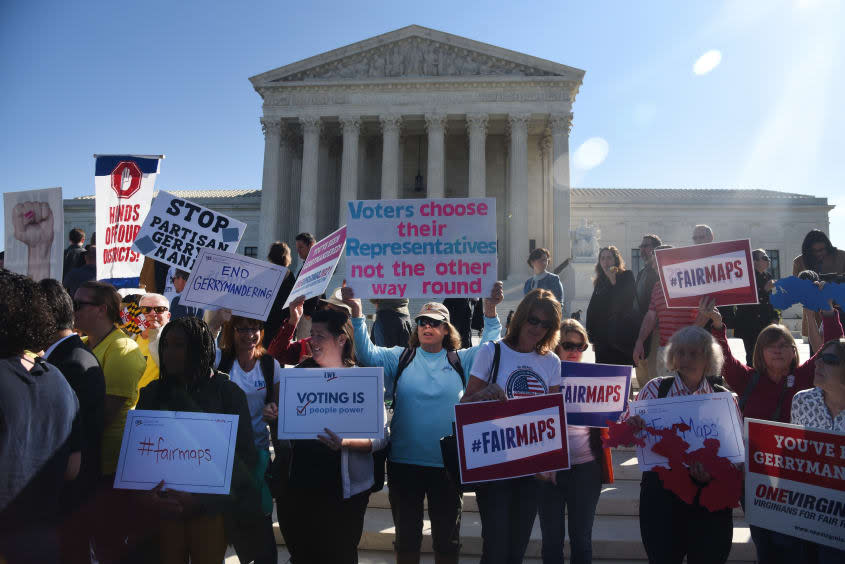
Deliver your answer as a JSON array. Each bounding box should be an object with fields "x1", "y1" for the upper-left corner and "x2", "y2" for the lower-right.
[{"x1": 2, "y1": 0, "x2": 843, "y2": 251}]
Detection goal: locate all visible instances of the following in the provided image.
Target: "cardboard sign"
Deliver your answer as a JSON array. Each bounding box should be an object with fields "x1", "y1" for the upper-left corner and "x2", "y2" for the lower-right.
[
  {"x1": 179, "y1": 248, "x2": 288, "y2": 321},
  {"x1": 632, "y1": 392, "x2": 744, "y2": 470},
  {"x1": 3, "y1": 187, "x2": 64, "y2": 281},
  {"x1": 745, "y1": 419, "x2": 845, "y2": 551},
  {"x1": 278, "y1": 367, "x2": 385, "y2": 440},
  {"x1": 455, "y1": 394, "x2": 569, "y2": 484},
  {"x1": 132, "y1": 191, "x2": 246, "y2": 272},
  {"x1": 345, "y1": 198, "x2": 497, "y2": 299},
  {"x1": 283, "y1": 225, "x2": 346, "y2": 309},
  {"x1": 560, "y1": 361, "x2": 632, "y2": 428},
  {"x1": 114, "y1": 410, "x2": 238, "y2": 495},
  {"x1": 654, "y1": 239, "x2": 757, "y2": 308},
  {"x1": 95, "y1": 155, "x2": 162, "y2": 286}
]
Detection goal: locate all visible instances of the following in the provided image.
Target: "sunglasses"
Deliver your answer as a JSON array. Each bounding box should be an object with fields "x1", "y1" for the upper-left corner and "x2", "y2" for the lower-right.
[
  {"x1": 140, "y1": 306, "x2": 169, "y2": 314},
  {"x1": 560, "y1": 341, "x2": 587, "y2": 352},
  {"x1": 818, "y1": 353, "x2": 842, "y2": 366},
  {"x1": 73, "y1": 300, "x2": 98, "y2": 311},
  {"x1": 417, "y1": 317, "x2": 444, "y2": 328},
  {"x1": 526, "y1": 316, "x2": 556, "y2": 330}
]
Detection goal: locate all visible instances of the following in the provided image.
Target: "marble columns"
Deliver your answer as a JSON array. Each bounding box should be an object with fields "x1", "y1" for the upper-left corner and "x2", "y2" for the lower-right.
[
  {"x1": 466, "y1": 113, "x2": 488, "y2": 198},
  {"x1": 259, "y1": 117, "x2": 283, "y2": 256},
  {"x1": 380, "y1": 115, "x2": 402, "y2": 199},
  {"x1": 508, "y1": 113, "x2": 530, "y2": 278},
  {"x1": 299, "y1": 116, "x2": 322, "y2": 235},
  {"x1": 339, "y1": 116, "x2": 360, "y2": 227},
  {"x1": 550, "y1": 113, "x2": 573, "y2": 263},
  {"x1": 425, "y1": 113, "x2": 447, "y2": 198}
]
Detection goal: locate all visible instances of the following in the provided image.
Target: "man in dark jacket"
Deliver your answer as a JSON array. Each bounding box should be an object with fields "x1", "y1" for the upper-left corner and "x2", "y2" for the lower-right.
[{"x1": 63, "y1": 228, "x2": 87, "y2": 278}]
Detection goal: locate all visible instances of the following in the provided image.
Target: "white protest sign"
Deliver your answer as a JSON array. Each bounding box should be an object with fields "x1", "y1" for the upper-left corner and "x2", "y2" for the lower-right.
[
  {"x1": 131, "y1": 191, "x2": 246, "y2": 272},
  {"x1": 114, "y1": 410, "x2": 238, "y2": 494},
  {"x1": 179, "y1": 248, "x2": 288, "y2": 321},
  {"x1": 3, "y1": 187, "x2": 64, "y2": 281},
  {"x1": 632, "y1": 392, "x2": 744, "y2": 470},
  {"x1": 278, "y1": 367, "x2": 385, "y2": 440},
  {"x1": 283, "y1": 225, "x2": 346, "y2": 308},
  {"x1": 345, "y1": 198, "x2": 497, "y2": 299}
]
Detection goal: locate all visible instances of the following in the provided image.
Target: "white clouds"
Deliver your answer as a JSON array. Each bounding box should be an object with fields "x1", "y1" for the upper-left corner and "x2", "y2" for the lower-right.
[
  {"x1": 573, "y1": 137, "x2": 609, "y2": 171},
  {"x1": 693, "y1": 50, "x2": 722, "y2": 75}
]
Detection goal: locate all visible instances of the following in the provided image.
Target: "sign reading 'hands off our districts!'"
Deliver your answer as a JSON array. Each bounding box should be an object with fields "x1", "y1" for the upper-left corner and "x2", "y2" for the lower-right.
[
  {"x1": 654, "y1": 239, "x2": 757, "y2": 308},
  {"x1": 113, "y1": 410, "x2": 239, "y2": 495},
  {"x1": 345, "y1": 197, "x2": 497, "y2": 299},
  {"x1": 278, "y1": 367, "x2": 385, "y2": 440},
  {"x1": 560, "y1": 361, "x2": 632, "y2": 428},
  {"x1": 132, "y1": 191, "x2": 246, "y2": 272}
]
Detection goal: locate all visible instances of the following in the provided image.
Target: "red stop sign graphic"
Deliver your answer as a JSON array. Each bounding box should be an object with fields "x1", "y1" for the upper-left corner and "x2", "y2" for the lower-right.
[{"x1": 111, "y1": 161, "x2": 143, "y2": 199}]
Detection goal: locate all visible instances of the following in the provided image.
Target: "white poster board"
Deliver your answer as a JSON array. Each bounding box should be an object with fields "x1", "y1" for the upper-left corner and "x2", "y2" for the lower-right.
[
  {"x1": 3, "y1": 187, "x2": 64, "y2": 281},
  {"x1": 631, "y1": 392, "x2": 745, "y2": 470},
  {"x1": 131, "y1": 191, "x2": 246, "y2": 272},
  {"x1": 278, "y1": 367, "x2": 385, "y2": 440},
  {"x1": 179, "y1": 248, "x2": 288, "y2": 321},
  {"x1": 114, "y1": 410, "x2": 239, "y2": 495},
  {"x1": 283, "y1": 225, "x2": 346, "y2": 308}
]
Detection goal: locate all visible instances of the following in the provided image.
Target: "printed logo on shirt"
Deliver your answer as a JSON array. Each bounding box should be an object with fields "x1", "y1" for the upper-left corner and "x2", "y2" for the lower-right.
[
  {"x1": 505, "y1": 368, "x2": 547, "y2": 398},
  {"x1": 786, "y1": 375, "x2": 795, "y2": 388},
  {"x1": 253, "y1": 379, "x2": 266, "y2": 391}
]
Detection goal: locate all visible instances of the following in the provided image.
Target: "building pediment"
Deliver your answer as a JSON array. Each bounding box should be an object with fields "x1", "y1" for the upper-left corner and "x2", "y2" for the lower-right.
[{"x1": 250, "y1": 25, "x2": 584, "y2": 86}]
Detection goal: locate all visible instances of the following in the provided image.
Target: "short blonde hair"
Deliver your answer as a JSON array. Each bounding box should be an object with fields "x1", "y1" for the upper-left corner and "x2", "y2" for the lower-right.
[{"x1": 664, "y1": 326, "x2": 724, "y2": 379}]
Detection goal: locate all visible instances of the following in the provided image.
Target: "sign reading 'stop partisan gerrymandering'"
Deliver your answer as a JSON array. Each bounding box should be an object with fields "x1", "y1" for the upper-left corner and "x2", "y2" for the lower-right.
[
  {"x1": 560, "y1": 361, "x2": 632, "y2": 428},
  {"x1": 345, "y1": 197, "x2": 497, "y2": 299},
  {"x1": 132, "y1": 191, "x2": 246, "y2": 272},
  {"x1": 654, "y1": 239, "x2": 758, "y2": 308}
]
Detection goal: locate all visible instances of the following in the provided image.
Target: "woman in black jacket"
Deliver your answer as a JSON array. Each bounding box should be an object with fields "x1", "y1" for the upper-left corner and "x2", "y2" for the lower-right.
[{"x1": 586, "y1": 246, "x2": 636, "y2": 365}]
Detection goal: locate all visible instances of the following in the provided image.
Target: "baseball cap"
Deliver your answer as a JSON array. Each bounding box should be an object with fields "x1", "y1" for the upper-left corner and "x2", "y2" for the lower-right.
[{"x1": 414, "y1": 302, "x2": 450, "y2": 323}]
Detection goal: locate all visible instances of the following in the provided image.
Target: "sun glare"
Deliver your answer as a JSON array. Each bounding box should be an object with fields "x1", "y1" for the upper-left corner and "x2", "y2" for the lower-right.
[{"x1": 693, "y1": 50, "x2": 722, "y2": 75}]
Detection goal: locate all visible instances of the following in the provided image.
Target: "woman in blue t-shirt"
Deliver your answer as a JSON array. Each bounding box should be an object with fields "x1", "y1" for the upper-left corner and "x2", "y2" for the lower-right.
[{"x1": 341, "y1": 282, "x2": 503, "y2": 564}]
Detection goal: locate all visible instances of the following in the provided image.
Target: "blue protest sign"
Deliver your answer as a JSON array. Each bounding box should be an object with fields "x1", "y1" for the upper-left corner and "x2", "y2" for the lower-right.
[{"x1": 560, "y1": 361, "x2": 632, "y2": 427}]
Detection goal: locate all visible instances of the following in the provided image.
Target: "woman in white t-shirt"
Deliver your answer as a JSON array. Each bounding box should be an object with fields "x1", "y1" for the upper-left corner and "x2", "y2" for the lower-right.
[
  {"x1": 216, "y1": 315, "x2": 281, "y2": 564},
  {"x1": 462, "y1": 288, "x2": 562, "y2": 564}
]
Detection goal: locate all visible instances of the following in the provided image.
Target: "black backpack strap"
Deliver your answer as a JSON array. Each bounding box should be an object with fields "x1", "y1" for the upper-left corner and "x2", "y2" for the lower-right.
[
  {"x1": 738, "y1": 371, "x2": 761, "y2": 413},
  {"x1": 391, "y1": 347, "x2": 417, "y2": 410},
  {"x1": 259, "y1": 354, "x2": 276, "y2": 405},
  {"x1": 657, "y1": 376, "x2": 675, "y2": 399},
  {"x1": 445, "y1": 349, "x2": 465, "y2": 388},
  {"x1": 486, "y1": 341, "x2": 502, "y2": 385},
  {"x1": 217, "y1": 351, "x2": 235, "y2": 375}
]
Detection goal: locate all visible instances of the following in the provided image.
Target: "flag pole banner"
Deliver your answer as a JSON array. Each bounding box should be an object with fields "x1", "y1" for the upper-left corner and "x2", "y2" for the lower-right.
[
  {"x1": 654, "y1": 239, "x2": 758, "y2": 308},
  {"x1": 3, "y1": 187, "x2": 64, "y2": 281},
  {"x1": 94, "y1": 155, "x2": 163, "y2": 287}
]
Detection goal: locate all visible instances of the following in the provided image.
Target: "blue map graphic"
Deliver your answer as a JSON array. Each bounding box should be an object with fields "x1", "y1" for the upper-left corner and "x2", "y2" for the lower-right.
[{"x1": 770, "y1": 276, "x2": 845, "y2": 311}]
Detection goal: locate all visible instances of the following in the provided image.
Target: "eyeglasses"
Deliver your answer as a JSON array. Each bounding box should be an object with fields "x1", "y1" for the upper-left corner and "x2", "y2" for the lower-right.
[
  {"x1": 73, "y1": 300, "x2": 98, "y2": 311},
  {"x1": 526, "y1": 316, "x2": 556, "y2": 330},
  {"x1": 140, "y1": 306, "x2": 169, "y2": 314},
  {"x1": 235, "y1": 326, "x2": 261, "y2": 335},
  {"x1": 561, "y1": 341, "x2": 587, "y2": 352},
  {"x1": 818, "y1": 353, "x2": 842, "y2": 366},
  {"x1": 417, "y1": 317, "x2": 444, "y2": 328}
]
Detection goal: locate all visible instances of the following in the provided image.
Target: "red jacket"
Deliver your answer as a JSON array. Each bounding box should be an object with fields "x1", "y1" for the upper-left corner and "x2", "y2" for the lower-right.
[{"x1": 267, "y1": 320, "x2": 311, "y2": 366}]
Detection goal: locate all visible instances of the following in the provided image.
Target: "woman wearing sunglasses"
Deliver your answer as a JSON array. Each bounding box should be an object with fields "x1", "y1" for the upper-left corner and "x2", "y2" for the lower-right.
[
  {"x1": 698, "y1": 294, "x2": 843, "y2": 563},
  {"x1": 341, "y1": 282, "x2": 504, "y2": 564},
  {"x1": 462, "y1": 288, "x2": 562, "y2": 564},
  {"x1": 536, "y1": 319, "x2": 613, "y2": 564},
  {"x1": 791, "y1": 340, "x2": 845, "y2": 563}
]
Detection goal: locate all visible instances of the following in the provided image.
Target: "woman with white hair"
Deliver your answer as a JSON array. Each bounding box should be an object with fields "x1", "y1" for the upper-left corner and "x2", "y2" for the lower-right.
[{"x1": 623, "y1": 324, "x2": 741, "y2": 564}]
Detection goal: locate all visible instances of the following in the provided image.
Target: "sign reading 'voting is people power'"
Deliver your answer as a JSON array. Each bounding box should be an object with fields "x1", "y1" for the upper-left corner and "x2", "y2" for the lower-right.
[
  {"x1": 654, "y1": 239, "x2": 758, "y2": 308},
  {"x1": 132, "y1": 191, "x2": 246, "y2": 272},
  {"x1": 345, "y1": 197, "x2": 497, "y2": 299}
]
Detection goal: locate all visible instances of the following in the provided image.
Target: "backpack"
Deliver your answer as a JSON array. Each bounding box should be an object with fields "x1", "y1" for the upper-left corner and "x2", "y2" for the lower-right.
[
  {"x1": 656, "y1": 375, "x2": 730, "y2": 398},
  {"x1": 218, "y1": 352, "x2": 276, "y2": 405}
]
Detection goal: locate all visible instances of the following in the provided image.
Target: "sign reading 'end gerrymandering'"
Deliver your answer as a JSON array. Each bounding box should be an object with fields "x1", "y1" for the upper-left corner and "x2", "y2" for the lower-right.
[
  {"x1": 455, "y1": 394, "x2": 569, "y2": 484},
  {"x1": 654, "y1": 239, "x2": 758, "y2": 308},
  {"x1": 745, "y1": 419, "x2": 845, "y2": 551},
  {"x1": 345, "y1": 197, "x2": 497, "y2": 299}
]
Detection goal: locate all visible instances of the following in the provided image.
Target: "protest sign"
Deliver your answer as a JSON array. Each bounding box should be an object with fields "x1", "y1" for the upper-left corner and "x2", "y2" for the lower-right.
[
  {"x1": 278, "y1": 367, "x2": 385, "y2": 440},
  {"x1": 345, "y1": 198, "x2": 497, "y2": 299},
  {"x1": 455, "y1": 394, "x2": 569, "y2": 484},
  {"x1": 95, "y1": 155, "x2": 163, "y2": 286},
  {"x1": 131, "y1": 191, "x2": 246, "y2": 272},
  {"x1": 745, "y1": 419, "x2": 845, "y2": 551},
  {"x1": 560, "y1": 361, "x2": 632, "y2": 427},
  {"x1": 179, "y1": 248, "x2": 288, "y2": 321},
  {"x1": 654, "y1": 239, "x2": 757, "y2": 308},
  {"x1": 114, "y1": 410, "x2": 238, "y2": 495},
  {"x1": 632, "y1": 392, "x2": 744, "y2": 470},
  {"x1": 3, "y1": 187, "x2": 64, "y2": 281},
  {"x1": 283, "y1": 225, "x2": 346, "y2": 308}
]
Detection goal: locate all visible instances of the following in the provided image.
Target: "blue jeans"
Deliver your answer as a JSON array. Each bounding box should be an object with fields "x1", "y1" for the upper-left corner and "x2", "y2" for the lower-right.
[
  {"x1": 537, "y1": 460, "x2": 602, "y2": 564},
  {"x1": 476, "y1": 477, "x2": 539, "y2": 564}
]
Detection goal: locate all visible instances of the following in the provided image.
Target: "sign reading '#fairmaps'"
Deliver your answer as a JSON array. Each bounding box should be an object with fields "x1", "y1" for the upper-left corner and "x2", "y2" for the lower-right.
[
  {"x1": 179, "y1": 248, "x2": 288, "y2": 321},
  {"x1": 345, "y1": 198, "x2": 497, "y2": 299},
  {"x1": 654, "y1": 239, "x2": 758, "y2": 308},
  {"x1": 745, "y1": 419, "x2": 845, "y2": 551},
  {"x1": 278, "y1": 367, "x2": 385, "y2": 440},
  {"x1": 456, "y1": 394, "x2": 569, "y2": 484},
  {"x1": 561, "y1": 361, "x2": 632, "y2": 428},
  {"x1": 114, "y1": 410, "x2": 239, "y2": 495},
  {"x1": 131, "y1": 191, "x2": 246, "y2": 272},
  {"x1": 283, "y1": 225, "x2": 346, "y2": 309}
]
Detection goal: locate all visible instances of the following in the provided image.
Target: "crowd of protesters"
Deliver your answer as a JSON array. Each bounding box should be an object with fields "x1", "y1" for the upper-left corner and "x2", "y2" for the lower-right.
[{"x1": 1, "y1": 224, "x2": 844, "y2": 564}]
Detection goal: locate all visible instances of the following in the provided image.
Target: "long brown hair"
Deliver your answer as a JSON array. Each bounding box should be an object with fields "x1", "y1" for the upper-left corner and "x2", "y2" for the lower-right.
[
  {"x1": 219, "y1": 315, "x2": 267, "y2": 360},
  {"x1": 752, "y1": 324, "x2": 799, "y2": 374},
  {"x1": 504, "y1": 289, "x2": 561, "y2": 355},
  {"x1": 593, "y1": 246, "x2": 626, "y2": 286}
]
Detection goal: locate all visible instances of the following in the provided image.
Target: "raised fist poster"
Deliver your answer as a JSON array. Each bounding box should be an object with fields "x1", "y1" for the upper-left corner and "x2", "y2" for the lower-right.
[{"x1": 3, "y1": 187, "x2": 64, "y2": 281}]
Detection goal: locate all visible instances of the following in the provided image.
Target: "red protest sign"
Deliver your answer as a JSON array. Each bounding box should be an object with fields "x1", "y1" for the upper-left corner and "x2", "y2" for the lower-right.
[
  {"x1": 455, "y1": 394, "x2": 569, "y2": 484},
  {"x1": 744, "y1": 419, "x2": 845, "y2": 551},
  {"x1": 654, "y1": 239, "x2": 758, "y2": 308}
]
